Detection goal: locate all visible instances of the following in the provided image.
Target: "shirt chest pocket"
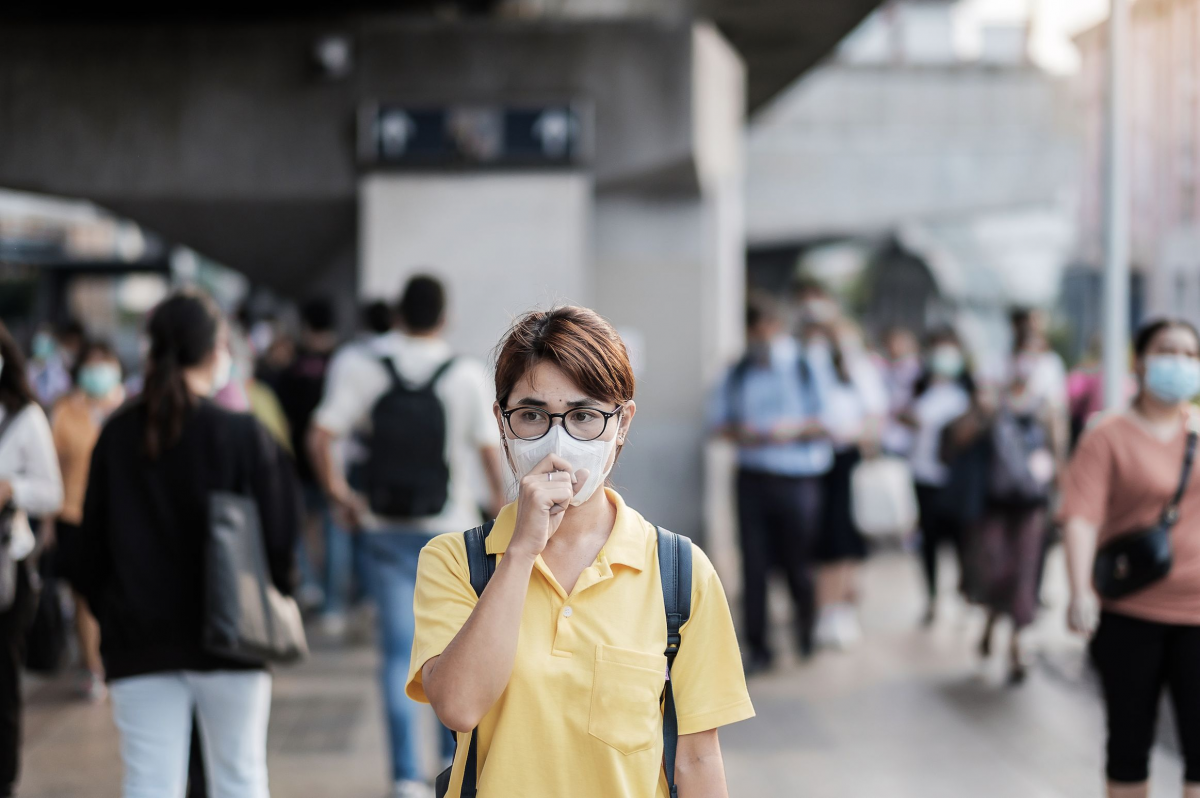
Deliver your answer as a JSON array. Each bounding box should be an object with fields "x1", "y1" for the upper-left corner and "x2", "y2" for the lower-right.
[{"x1": 588, "y1": 644, "x2": 667, "y2": 755}]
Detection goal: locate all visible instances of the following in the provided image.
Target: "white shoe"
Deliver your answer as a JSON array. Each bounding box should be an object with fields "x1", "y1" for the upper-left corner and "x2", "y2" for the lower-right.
[
  {"x1": 834, "y1": 605, "x2": 862, "y2": 648},
  {"x1": 393, "y1": 780, "x2": 434, "y2": 798},
  {"x1": 319, "y1": 612, "x2": 347, "y2": 639},
  {"x1": 813, "y1": 609, "x2": 838, "y2": 650}
]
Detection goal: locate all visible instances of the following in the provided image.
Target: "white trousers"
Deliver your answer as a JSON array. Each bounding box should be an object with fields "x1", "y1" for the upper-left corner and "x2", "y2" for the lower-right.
[{"x1": 109, "y1": 670, "x2": 272, "y2": 798}]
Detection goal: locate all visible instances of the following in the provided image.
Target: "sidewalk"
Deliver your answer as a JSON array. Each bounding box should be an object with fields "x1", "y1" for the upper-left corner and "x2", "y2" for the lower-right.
[{"x1": 18, "y1": 550, "x2": 1186, "y2": 797}]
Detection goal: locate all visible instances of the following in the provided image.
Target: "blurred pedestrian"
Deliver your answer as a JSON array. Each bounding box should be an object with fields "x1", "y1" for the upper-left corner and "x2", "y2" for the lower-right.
[
  {"x1": 905, "y1": 328, "x2": 974, "y2": 625},
  {"x1": 62, "y1": 291, "x2": 299, "y2": 798},
  {"x1": 876, "y1": 326, "x2": 922, "y2": 457},
  {"x1": 408, "y1": 306, "x2": 754, "y2": 798},
  {"x1": 813, "y1": 321, "x2": 887, "y2": 650},
  {"x1": 277, "y1": 299, "x2": 351, "y2": 634},
  {"x1": 49, "y1": 340, "x2": 126, "y2": 702},
  {"x1": 0, "y1": 320, "x2": 63, "y2": 798},
  {"x1": 944, "y1": 355, "x2": 1061, "y2": 682},
  {"x1": 711, "y1": 297, "x2": 830, "y2": 673},
  {"x1": 27, "y1": 320, "x2": 84, "y2": 409},
  {"x1": 309, "y1": 275, "x2": 505, "y2": 798},
  {"x1": 1062, "y1": 319, "x2": 1200, "y2": 798}
]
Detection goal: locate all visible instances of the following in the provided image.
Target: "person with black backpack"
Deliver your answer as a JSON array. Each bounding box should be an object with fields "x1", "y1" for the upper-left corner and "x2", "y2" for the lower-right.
[
  {"x1": 309, "y1": 275, "x2": 506, "y2": 798},
  {"x1": 406, "y1": 306, "x2": 753, "y2": 798}
]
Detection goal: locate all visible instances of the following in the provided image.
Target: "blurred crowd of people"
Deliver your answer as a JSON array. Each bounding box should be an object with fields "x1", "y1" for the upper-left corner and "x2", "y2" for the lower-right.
[
  {"x1": 712, "y1": 281, "x2": 1078, "y2": 684},
  {"x1": 0, "y1": 274, "x2": 500, "y2": 798}
]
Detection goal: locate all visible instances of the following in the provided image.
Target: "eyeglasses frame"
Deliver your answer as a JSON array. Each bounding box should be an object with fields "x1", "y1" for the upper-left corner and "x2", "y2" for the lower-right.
[{"x1": 501, "y1": 404, "x2": 625, "y2": 442}]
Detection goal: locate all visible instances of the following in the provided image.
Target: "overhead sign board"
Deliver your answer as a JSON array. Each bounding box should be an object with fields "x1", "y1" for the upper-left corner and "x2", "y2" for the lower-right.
[{"x1": 359, "y1": 103, "x2": 590, "y2": 168}]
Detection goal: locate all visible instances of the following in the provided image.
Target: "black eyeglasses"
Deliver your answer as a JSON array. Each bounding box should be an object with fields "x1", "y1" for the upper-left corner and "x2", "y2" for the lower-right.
[{"x1": 501, "y1": 405, "x2": 624, "y2": 442}]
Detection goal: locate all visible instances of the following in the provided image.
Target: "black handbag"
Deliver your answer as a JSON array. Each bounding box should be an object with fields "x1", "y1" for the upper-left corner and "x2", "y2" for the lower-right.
[
  {"x1": 203, "y1": 426, "x2": 307, "y2": 665},
  {"x1": 1094, "y1": 426, "x2": 1198, "y2": 600}
]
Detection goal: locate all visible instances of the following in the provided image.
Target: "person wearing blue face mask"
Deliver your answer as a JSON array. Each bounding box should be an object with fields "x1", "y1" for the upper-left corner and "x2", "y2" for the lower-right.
[
  {"x1": 1062, "y1": 319, "x2": 1200, "y2": 798},
  {"x1": 48, "y1": 340, "x2": 126, "y2": 702}
]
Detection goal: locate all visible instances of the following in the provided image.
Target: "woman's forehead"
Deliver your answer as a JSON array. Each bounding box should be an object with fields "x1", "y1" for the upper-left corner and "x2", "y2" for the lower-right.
[
  {"x1": 510, "y1": 361, "x2": 589, "y2": 400},
  {"x1": 1152, "y1": 327, "x2": 1200, "y2": 352}
]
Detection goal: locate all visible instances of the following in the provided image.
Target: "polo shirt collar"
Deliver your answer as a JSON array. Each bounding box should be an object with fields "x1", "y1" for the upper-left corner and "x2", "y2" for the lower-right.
[{"x1": 486, "y1": 488, "x2": 649, "y2": 572}]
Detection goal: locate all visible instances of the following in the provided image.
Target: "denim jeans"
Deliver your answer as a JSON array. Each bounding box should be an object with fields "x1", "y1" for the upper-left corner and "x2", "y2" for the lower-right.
[
  {"x1": 361, "y1": 529, "x2": 456, "y2": 782},
  {"x1": 300, "y1": 483, "x2": 364, "y2": 616},
  {"x1": 109, "y1": 670, "x2": 272, "y2": 798}
]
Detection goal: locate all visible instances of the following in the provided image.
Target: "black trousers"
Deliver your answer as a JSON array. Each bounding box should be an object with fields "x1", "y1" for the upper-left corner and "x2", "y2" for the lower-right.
[
  {"x1": 736, "y1": 470, "x2": 823, "y2": 658},
  {"x1": 0, "y1": 565, "x2": 33, "y2": 797},
  {"x1": 915, "y1": 484, "x2": 962, "y2": 600},
  {"x1": 1091, "y1": 611, "x2": 1200, "y2": 784}
]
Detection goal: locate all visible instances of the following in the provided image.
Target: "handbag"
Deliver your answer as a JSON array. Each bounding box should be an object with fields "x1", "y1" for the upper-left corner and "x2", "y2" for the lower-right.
[
  {"x1": 24, "y1": 547, "x2": 66, "y2": 674},
  {"x1": 0, "y1": 409, "x2": 25, "y2": 614},
  {"x1": 203, "y1": 422, "x2": 307, "y2": 665},
  {"x1": 1093, "y1": 424, "x2": 1199, "y2": 600},
  {"x1": 850, "y1": 455, "x2": 918, "y2": 539}
]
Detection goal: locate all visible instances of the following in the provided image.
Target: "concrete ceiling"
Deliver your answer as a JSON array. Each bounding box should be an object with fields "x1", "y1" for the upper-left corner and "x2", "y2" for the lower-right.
[{"x1": 0, "y1": 0, "x2": 886, "y2": 112}]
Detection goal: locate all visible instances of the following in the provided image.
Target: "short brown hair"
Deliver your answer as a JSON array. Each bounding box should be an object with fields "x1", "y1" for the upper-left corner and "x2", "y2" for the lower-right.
[{"x1": 494, "y1": 307, "x2": 635, "y2": 408}]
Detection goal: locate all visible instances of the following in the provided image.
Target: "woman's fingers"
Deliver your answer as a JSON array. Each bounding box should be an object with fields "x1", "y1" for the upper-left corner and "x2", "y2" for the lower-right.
[{"x1": 526, "y1": 453, "x2": 577, "y2": 479}]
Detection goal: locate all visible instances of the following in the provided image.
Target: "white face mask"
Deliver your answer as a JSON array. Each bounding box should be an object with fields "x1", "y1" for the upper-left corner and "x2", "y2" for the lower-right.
[
  {"x1": 508, "y1": 424, "x2": 619, "y2": 507},
  {"x1": 210, "y1": 349, "x2": 233, "y2": 394}
]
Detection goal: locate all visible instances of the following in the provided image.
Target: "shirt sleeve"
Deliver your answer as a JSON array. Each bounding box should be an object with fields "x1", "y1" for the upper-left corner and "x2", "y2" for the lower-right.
[
  {"x1": 9, "y1": 405, "x2": 64, "y2": 517},
  {"x1": 312, "y1": 348, "x2": 380, "y2": 438},
  {"x1": 406, "y1": 533, "x2": 479, "y2": 703},
  {"x1": 670, "y1": 546, "x2": 756, "y2": 735},
  {"x1": 64, "y1": 424, "x2": 111, "y2": 607},
  {"x1": 245, "y1": 415, "x2": 302, "y2": 595},
  {"x1": 1059, "y1": 420, "x2": 1114, "y2": 527},
  {"x1": 707, "y1": 370, "x2": 735, "y2": 433}
]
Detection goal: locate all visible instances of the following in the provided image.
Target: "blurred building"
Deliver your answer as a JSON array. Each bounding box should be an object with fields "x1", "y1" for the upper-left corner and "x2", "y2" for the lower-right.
[
  {"x1": 1075, "y1": 0, "x2": 1200, "y2": 338},
  {"x1": 747, "y1": 0, "x2": 1081, "y2": 370},
  {"x1": 0, "y1": 0, "x2": 885, "y2": 547}
]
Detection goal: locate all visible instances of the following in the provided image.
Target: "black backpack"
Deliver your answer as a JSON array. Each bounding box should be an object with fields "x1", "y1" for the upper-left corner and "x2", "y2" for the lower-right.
[
  {"x1": 437, "y1": 521, "x2": 693, "y2": 798},
  {"x1": 362, "y1": 357, "x2": 455, "y2": 518}
]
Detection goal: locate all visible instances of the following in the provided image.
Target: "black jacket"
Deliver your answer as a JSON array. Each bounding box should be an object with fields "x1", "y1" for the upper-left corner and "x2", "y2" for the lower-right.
[{"x1": 63, "y1": 398, "x2": 301, "y2": 681}]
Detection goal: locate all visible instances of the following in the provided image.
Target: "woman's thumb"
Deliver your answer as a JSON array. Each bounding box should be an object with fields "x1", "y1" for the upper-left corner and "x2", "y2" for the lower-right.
[{"x1": 572, "y1": 468, "x2": 591, "y2": 496}]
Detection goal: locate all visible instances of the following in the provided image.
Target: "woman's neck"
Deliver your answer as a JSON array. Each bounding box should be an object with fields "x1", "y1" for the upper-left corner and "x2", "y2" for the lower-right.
[
  {"x1": 1134, "y1": 391, "x2": 1185, "y2": 426},
  {"x1": 550, "y1": 488, "x2": 616, "y2": 546}
]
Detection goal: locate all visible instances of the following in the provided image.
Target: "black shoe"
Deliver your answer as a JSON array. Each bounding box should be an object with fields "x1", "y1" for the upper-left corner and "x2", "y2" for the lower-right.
[{"x1": 743, "y1": 650, "x2": 773, "y2": 677}]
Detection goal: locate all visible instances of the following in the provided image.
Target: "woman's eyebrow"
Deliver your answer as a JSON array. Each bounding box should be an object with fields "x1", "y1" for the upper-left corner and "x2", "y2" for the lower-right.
[
  {"x1": 567, "y1": 398, "x2": 602, "y2": 408},
  {"x1": 512, "y1": 397, "x2": 549, "y2": 407}
]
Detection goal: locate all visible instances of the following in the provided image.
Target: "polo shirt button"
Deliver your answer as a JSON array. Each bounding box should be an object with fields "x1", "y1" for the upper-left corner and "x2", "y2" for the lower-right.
[{"x1": 563, "y1": 606, "x2": 573, "y2": 618}]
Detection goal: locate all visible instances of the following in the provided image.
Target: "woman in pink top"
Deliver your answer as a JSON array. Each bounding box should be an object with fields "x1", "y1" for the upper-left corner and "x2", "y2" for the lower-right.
[{"x1": 1062, "y1": 318, "x2": 1200, "y2": 798}]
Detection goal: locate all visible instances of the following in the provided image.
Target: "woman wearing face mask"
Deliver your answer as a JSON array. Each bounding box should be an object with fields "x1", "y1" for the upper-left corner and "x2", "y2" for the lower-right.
[
  {"x1": 49, "y1": 340, "x2": 126, "y2": 702},
  {"x1": 903, "y1": 329, "x2": 975, "y2": 625},
  {"x1": 407, "y1": 306, "x2": 754, "y2": 798},
  {"x1": 0, "y1": 321, "x2": 63, "y2": 798},
  {"x1": 61, "y1": 291, "x2": 300, "y2": 798},
  {"x1": 1062, "y1": 319, "x2": 1200, "y2": 798}
]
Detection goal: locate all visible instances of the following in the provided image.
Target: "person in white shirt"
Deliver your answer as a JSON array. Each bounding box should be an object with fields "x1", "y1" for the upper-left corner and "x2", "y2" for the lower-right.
[
  {"x1": 0, "y1": 320, "x2": 63, "y2": 797},
  {"x1": 812, "y1": 321, "x2": 888, "y2": 650},
  {"x1": 308, "y1": 276, "x2": 505, "y2": 798}
]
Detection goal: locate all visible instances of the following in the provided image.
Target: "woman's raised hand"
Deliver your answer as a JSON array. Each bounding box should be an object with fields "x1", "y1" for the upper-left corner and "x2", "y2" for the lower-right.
[{"x1": 508, "y1": 454, "x2": 589, "y2": 561}]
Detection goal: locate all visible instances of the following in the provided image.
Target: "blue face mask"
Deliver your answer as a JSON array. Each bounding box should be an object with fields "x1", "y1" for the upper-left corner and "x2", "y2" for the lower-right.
[
  {"x1": 77, "y1": 363, "x2": 121, "y2": 399},
  {"x1": 1145, "y1": 355, "x2": 1200, "y2": 404},
  {"x1": 32, "y1": 333, "x2": 56, "y2": 361}
]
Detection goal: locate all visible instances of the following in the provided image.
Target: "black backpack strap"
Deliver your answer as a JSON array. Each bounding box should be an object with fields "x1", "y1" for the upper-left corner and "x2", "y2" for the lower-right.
[
  {"x1": 427, "y1": 357, "x2": 457, "y2": 390},
  {"x1": 656, "y1": 526, "x2": 692, "y2": 798},
  {"x1": 378, "y1": 356, "x2": 404, "y2": 389},
  {"x1": 459, "y1": 520, "x2": 496, "y2": 798}
]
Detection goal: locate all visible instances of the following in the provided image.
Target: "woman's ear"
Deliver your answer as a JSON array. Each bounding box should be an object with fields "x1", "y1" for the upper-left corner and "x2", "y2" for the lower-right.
[{"x1": 617, "y1": 401, "x2": 636, "y2": 443}]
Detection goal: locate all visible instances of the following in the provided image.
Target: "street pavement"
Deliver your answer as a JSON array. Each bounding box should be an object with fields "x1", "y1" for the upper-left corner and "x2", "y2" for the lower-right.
[{"x1": 18, "y1": 549, "x2": 1188, "y2": 797}]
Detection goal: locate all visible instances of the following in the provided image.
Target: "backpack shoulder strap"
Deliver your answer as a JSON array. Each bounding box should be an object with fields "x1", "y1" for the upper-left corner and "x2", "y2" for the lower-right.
[
  {"x1": 427, "y1": 357, "x2": 457, "y2": 390},
  {"x1": 458, "y1": 519, "x2": 496, "y2": 798},
  {"x1": 656, "y1": 526, "x2": 692, "y2": 798},
  {"x1": 378, "y1": 356, "x2": 405, "y2": 389}
]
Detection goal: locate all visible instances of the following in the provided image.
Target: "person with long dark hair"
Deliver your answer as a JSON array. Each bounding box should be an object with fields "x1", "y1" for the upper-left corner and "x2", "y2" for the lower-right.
[
  {"x1": 63, "y1": 291, "x2": 300, "y2": 798},
  {"x1": 0, "y1": 320, "x2": 62, "y2": 797},
  {"x1": 1062, "y1": 318, "x2": 1200, "y2": 798}
]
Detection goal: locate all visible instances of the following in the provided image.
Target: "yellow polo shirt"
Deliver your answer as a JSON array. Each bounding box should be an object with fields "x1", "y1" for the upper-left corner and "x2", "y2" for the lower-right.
[{"x1": 407, "y1": 489, "x2": 755, "y2": 797}]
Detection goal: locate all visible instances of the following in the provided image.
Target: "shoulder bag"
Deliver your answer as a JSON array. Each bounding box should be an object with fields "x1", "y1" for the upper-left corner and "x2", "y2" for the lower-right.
[
  {"x1": 1093, "y1": 423, "x2": 1198, "y2": 600},
  {"x1": 203, "y1": 418, "x2": 307, "y2": 664}
]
